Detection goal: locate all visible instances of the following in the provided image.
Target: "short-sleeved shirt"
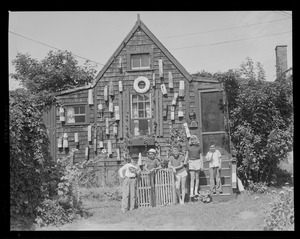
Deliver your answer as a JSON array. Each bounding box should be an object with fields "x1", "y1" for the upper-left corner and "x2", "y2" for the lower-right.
[
  {"x1": 206, "y1": 150, "x2": 222, "y2": 168},
  {"x1": 118, "y1": 163, "x2": 139, "y2": 178},
  {"x1": 144, "y1": 157, "x2": 160, "y2": 170},
  {"x1": 168, "y1": 155, "x2": 185, "y2": 173},
  {"x1": 187, "y1": 145, "x2": 201, "y2": 160}
]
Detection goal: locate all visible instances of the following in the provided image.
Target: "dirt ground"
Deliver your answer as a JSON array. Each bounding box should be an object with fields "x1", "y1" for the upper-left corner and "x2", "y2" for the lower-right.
[{"x1": 37, "y1": 192, "x2": 273, "y2": 231}]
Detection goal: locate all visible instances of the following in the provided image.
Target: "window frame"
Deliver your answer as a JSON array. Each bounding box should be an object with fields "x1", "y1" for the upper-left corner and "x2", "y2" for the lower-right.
[
  {"x1": 126, "y1": 48, "x2": 153, "y2": 72},
  {"x1": 63, "y1": 102, "x2": 90, "y2": 126},
  {"x1": 130, "y1": 93, "x2": 152, "y2": 136}
]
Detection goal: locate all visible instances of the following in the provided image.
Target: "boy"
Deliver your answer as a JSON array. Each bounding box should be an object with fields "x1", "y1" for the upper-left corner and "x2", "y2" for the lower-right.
[
  {"x1": 118, "y1": 153, "x2": 141, "y2": 212},
  {"x1": 206, "y1": 143, "x2": 222, "y2": 194},
  {"x1": 144, "y1": 148, "x2": 161, "y2": 172},
  {"x1": 168, "y1": 147, "x2": 187, "y2": 204}
]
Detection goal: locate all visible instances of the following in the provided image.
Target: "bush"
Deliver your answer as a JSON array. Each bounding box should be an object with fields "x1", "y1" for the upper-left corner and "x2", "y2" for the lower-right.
[
  {"x1": 270, "y1": 167, "x2": 293, "y2": 187},
  {"x1": 198, "y1": 190, "x2": 212, "y2": 203},
  {"x1": 263, "y1": 186, "x2": 294, "y2": 231},
  {"x1": 10, "y1": 89, "x2": 55, "y2": 228},
  {"x1": 246, "y1": 181, "x2": 269, "y2": 194}
]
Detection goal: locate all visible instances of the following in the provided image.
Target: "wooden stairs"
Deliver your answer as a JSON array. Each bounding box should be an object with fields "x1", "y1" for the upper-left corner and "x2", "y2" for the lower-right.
[{"x1": 197, "y1": 155, "x2": 238, "y2": 202}]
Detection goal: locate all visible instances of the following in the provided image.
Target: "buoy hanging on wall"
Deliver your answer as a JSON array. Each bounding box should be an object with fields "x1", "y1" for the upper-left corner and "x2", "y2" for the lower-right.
[
  {"x1": 170, "y1": 106, "x2": 175, "y2": 121},
  {"x1": 138, "y1": 152, "x2": 142, "y2": 166},
  {"x1": 168, "y1": 71, "x2": 173, "y2": 89},
  {"x1": 116, "y1": 148, "x2": 121, "y2": 161},
  {"x1": 158, "y1": 59, "x2": 163, "y2": 78},
  {"x1": 93, "y1": 128, "x2": 97, "y2": 153},
  {"x1": 63, "y1": 133, "x2": 68, "y2": 148},
  {"x1": 85, "y1": 147, "x2": 89, "y2": 160},
  {"x1": 98, "y1": 103, "x2": 103, "y2": 111},
  {"x1": 118, "y1": 57, "x2": 122, "y2": 73},
  {"x1": 161, "y1": 84, "x2": 167, "y2": 96},
  {"x1": 57, "y1": 137, "x2": 63, "y2": 148},
  {"x1": 178, "y1": 101, "x2": 184, "y2": 118},
  {"x1": 163, "y1": 104, "x2": 168, "y2": 118},
  {"x1": 172, "y1": 93, "x2": 178, "y2": 105},
  {"x1": 104, "y1": 86, "x2": 108, "y2": 102},
  {"x1": 183, "y1": 123, "x2": 191, "y2": 138},
  {"x1": 106, "y1": 118, "x2": 109, "y2": 135},
  {"x1": 74, "y1": 133, "x2": 79, "y2": 145},
  {"x1": 59, "y1": 107, "x2": 65, "y2": 122},
  {"x1": 107, "y1": 140, "x2": 112, "y2": 155},
  {"x1": 88, "y1": 125, "x2": 92, "y2": 142},
  {"x1": 134, "y1": 76, "x2": 150, "y2": 94},
  {"x1": 113, "y1": 123, "x2": 118, "y2": 136},
  {"x1": 109, "y1": 79, "x2": 114, "y2": 97},
  {"x1": 109, "y1": 100, "x2": 114, "y2": 113},
  {"x1": 179, "y1": 80, "x2": 185, "y2": 97},
  {"x1": 88, "y1": 88, "x2": 93, "y2": 105},
  {"x1": 115, "y1": 106, "x2": 120, "y2": 121},
  {"x1": 118, "y1": 80, "x2": 123, "y2": 92},
  {"x1": 152, "y1": 73, "x2": 156, "y2": 87}
]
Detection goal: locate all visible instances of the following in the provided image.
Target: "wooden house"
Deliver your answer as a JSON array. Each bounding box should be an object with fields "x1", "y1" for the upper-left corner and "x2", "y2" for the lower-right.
[{"x1": 43, "y1": 16, "x2": 236, "y2": 200}]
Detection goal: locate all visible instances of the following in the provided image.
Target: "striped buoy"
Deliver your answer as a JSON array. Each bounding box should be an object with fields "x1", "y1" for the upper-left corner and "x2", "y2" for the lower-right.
[
  {"x1": 161, "y1": 84, "x2": 167, "y2": 96},
  {"x1": 118, "y1": 81, "x2": 123, "y2": 92},
  {"x1": 107, "y1": 140, "x2": 112, "y2": 155},
  {"x1": 170, "y1": 106, "x2": 175, "y2": 121},
  {"x1": 158, "y1": 59, "x2": 163, "y2": 78},
  {"x1": 172, "y1": 93, "x2": 178, "y2": 105},
  {"x1": 104, "y1": 86, "x2": 108, "y2": 102},
  {"x1": 178, "y1": 101, "x2": 183, "y2": 118},
  {"x1": 57, "y1": 137, "x2": 62, "y2": 148}
]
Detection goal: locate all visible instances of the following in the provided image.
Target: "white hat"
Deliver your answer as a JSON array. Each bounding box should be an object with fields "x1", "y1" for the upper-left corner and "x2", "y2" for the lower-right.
[{"x1": 148, "y1": 148, "x2": 156, "y2": 154}]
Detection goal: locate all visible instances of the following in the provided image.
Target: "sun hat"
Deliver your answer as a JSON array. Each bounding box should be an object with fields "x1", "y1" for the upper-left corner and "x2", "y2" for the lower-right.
[{"x1": 148, "y1": 148, "x2": 156, "y2": 154}]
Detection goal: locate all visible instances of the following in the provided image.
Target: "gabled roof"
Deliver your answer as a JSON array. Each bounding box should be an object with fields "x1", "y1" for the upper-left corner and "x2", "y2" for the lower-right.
[{"x1": 56, "y1": 19, "x2": 192, "y2": 96}]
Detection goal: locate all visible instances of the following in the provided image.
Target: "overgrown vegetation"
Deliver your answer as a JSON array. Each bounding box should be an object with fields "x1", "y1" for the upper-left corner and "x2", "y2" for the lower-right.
[
  {"x1": 263, "y1": 186, "x2": 294, "y2": 231},
  {"x1": 215, "y1": 58, "x2": 293, "y2": 188}
]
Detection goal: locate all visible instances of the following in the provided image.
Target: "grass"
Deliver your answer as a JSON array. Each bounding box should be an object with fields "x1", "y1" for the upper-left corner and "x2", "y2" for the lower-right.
[{"x1": 38, "y1": 187, "x2": 278, "y2": 231}]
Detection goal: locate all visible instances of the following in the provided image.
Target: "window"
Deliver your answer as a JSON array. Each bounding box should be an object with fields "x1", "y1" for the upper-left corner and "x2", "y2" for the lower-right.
[
  {"x1": 130, "y1": 93, "x2": 152, "y2": 136},
  {"x1": 130, "y1": 53, "x2": 151, "y2": 70},
  {"x1": 65, "y1": 104, "x2": 88, "y2": 125}
]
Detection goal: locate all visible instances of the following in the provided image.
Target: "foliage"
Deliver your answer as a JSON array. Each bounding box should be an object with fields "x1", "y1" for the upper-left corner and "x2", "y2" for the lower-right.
[
  {"x1": 270, "y1": 167, "x2": 293, "y2": 187},
  {"x1": 10, "y1": 50, "x2": 97, "y2": 110},
  {"x1": 246, "y1": 181, "x2": 269, "y2": 194},
  {"x1": 166, "y1": 124, "x2": 186, "y2": 157},
  {"x1": 198, "y1": 190, "x2": 212, "y2": 203},
  {"x1": 10, "y1": 88, "x2": 55, "y2": 227},
  {"x1": 263, "y1": 186, "x2": 294, "y2": 231},
  {"x1": 217, "y1": 58, "x2": 293, "y2": 186}
]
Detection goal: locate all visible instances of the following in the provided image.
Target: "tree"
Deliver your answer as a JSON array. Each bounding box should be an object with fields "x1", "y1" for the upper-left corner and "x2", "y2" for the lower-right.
[
  {"x1": 10, "y1": 50, "x2": 97, "y2": 110},
  {"x1": 218, "y1": 58, "x2": 293, "y2": 186}
]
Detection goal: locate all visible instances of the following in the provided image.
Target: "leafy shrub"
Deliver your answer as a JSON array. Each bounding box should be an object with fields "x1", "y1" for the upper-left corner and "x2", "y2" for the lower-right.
[
  {"x1": 246, "y1": 181, "x2": 269, "y2": 194},
  {"x1": 10, "y1": 89, "x2": 55, "y2": 228},
  {"x1": 270, "y1": 167, "x2": 293, "y2": 187},
  {"x1": 198, "y1": 190, "x2": 212, "y2": 203},
  {"x1": 263, "y1": 186, "x2": 294, "y2": 231}
]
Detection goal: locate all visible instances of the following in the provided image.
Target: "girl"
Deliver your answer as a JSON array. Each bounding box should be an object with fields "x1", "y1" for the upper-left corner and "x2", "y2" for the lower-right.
[
  {"x1": 168, "y1": 146, "x2": 187, "y2": 204},
  {"x1": 185, "y1": 135, "x2": 203, "y2": 198}
]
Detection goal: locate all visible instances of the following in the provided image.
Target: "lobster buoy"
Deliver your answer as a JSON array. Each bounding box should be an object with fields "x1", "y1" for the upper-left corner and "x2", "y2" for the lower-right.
[
  {"x1": 158, "y1": 59, "x2": 163, "y2": 78},
  {"x1": 109, "y1": 100, "x2": 113, "y2": 113},
  {"x1": 88, "y1": 125, "x2": 92, "y2": 142},
  {"x1": 118, "y1": 80, "x2": 123, "y2": 92},
  {"x1": 183, "y1": 123, "x2": 191, "y2": 138},
  {"x1": 59, "y1": 107, "x2": 65, "y2": 122},
  {"x1": 74, "y1": 133, "x2": 79, "y2": 144},
  {"x1": 178, "y1": 101, "x2": 183, "y2": 118},
  {"x1": 170, "y1": 106, "x2": 175, "y2": 121},
  {"x1": 113, "y1": 123, "x2": 118, "y2": 136},
  {"x1": 104, "y1": 86, "x2": 108, "y2": 102},
  {"x1": 63, "y1": 133, "x2": 68, "y2": 148},
  {"x1": 106, "y1": 118, "x2": 109, "y2": 135},
  {"x1": 152, "y1": 73, "x2": 156, "y2": 87},
  {"x1": 115, "y1": 106, "x2": 120, "y2": 121},
  {"x1": 172, "y1": 93, "x2": 178, "y2": 105},
  {"x1": 88, "y1": 88, "x2": 93, "y2": 105},
  {"x1": 179, "y1": 80, "x2": 185, "y2": 98},
  {"x1": 168, "y1": 71, "x2": 173, "y2": 89},
  {"x1": 161, "y1": 84, "x2": 167, "y2": 96},
  {"x1": 107, "y1": 140, "x2": 112, "y2": 155},
  {"x1": 57, "y1": 137, "x2": 63, "y2": 148}
]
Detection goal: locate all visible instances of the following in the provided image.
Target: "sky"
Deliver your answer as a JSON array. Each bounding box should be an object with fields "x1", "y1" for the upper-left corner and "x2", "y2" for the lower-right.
[{"x1": 8, "y1": 11, "x2": 292, "y2": 90}]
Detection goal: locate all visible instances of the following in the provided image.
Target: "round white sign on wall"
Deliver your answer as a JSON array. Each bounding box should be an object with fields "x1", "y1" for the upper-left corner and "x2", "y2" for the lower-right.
[{"x1": 133, "y1": 76, "x2": 150, "y2": 93}]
